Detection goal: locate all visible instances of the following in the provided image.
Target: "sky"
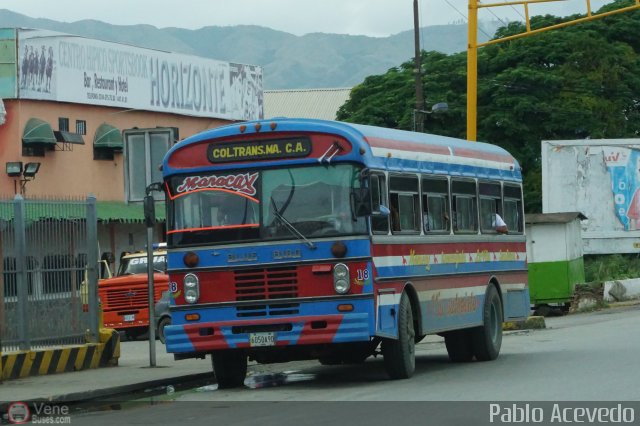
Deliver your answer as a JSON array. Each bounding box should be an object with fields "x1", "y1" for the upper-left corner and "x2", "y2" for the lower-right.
[{"x1": 1, "y1": 0, "x2": 615, "y2": 37}]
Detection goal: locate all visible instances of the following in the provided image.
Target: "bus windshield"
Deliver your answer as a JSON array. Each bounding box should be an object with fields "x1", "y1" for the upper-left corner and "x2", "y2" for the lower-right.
[{"x1": 167, "y1": 164, "x2": 367, "y2": 246}]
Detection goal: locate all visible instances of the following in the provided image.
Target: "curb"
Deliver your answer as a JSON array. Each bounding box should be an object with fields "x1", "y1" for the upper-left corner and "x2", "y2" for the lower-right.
[
  {"x1": 0, "y1": 372, "x2": 214, "y2": 411},
  {"x1": 503, "y1": 315, "x2": 546, "y2": 331},
  {"x1": 0, "y1": 329, "x2": 120, "y2": 381}
]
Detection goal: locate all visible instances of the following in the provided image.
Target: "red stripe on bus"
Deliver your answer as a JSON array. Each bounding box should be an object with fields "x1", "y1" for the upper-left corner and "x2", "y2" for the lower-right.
[
  {"x1": 453, "y1": 147, "x2": 514, "y2": 164},
  {"x1": 365, "y1": 137, "x2": 451, "y2": 155},
  {"x1": 372, "y1": 241, "x2": 526, "y2": 256}
]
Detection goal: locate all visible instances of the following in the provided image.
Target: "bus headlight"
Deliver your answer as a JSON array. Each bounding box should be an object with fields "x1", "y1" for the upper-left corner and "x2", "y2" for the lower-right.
[
  {"x1": 333, "y1": 263, "x2": 350, "y2": 294},
  {"x1": 184, "y1": 273, "x2": 200, "y2": 304}
]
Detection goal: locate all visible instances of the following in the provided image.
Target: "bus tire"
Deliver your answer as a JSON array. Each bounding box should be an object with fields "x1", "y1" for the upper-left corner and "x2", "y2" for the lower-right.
[
  {"x1": 125, "y1": 329, "x2": 144, "y2": 341},
  {"x1": 444, "y1": 330, "x2": 473, "y2": 362},
  {"x1": 211, "y1": 350, "x2": 248, "y2": 389},
  {"x1": 382, "y1": 292, "x2": 416, "y2": 379},
  {"x1": 471, "y1": 284, "x2": 503, "y2": 361},
  {"x1": 157, "y1": 316, "x2": 171, "y2": 344}
]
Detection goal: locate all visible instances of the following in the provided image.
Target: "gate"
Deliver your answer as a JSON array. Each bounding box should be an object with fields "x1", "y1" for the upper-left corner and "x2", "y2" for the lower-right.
[{"x1": 0, "y1": 195, "x2": 99, "y2": 353}]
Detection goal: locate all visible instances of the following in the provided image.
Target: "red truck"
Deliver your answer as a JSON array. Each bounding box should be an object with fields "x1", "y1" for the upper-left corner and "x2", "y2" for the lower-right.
[{"x1": 98, "y1": 245, "x2": 169, "y2": 340}]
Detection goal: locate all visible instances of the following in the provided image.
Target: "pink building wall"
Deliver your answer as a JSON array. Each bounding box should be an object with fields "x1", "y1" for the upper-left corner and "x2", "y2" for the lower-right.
[{"x1": 0, "y1": 99, "x2": 229, "y2": 200}]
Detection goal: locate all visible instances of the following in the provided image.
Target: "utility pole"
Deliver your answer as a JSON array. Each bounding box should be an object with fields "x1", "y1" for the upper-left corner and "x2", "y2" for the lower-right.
[{"x1": 413, "y1": 0, "x2": 425, "y2": 132}]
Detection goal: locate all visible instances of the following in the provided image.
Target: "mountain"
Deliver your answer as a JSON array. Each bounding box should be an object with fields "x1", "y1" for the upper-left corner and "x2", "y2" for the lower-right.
[{"x1": 0, "y1": 9, "x2": 503, "y2": 89}]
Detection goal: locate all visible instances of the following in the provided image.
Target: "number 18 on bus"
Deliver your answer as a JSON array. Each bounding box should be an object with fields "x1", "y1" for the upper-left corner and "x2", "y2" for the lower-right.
[{"x1": 161, "y1": 118, "x2": 529, "y2": 388}]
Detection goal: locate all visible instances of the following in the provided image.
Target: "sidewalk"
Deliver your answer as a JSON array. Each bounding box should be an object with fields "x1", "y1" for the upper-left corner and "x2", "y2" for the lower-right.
[{"x1": 0, "y1": 340, "x2": 213, "y2": 405}]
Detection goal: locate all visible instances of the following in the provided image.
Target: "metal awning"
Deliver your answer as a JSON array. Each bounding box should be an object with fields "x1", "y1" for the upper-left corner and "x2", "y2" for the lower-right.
[
  {"x1": 55, "y1": 130, "x2": 85, "y2": 144},
  {"x1": 22, "y1": 118, "x2": 56, "y2": 145},
  {"x1": 93, "y1": 123, "x2": 124, "y2": 150}
]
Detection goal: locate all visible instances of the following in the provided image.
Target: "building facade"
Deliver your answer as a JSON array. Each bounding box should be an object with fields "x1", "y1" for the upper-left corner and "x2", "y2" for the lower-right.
[{"x1": 0, "y1": 27, "x2": 263, "y2": 267}]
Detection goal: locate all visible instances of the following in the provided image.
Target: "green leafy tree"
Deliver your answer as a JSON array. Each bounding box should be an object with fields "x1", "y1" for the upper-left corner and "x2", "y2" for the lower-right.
[{"x1": 337, "y1": 1, "x2": 640, "y2": 213}]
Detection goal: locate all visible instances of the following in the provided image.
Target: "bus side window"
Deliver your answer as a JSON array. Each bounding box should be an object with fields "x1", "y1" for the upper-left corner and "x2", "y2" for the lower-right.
[
  {"x1": 479, "y1": 197, "x2": 498, "y2": 232},
  {"x1": 389, "y1": 175, "x2": 419, "y2": 233},
  {"x1": 503, "y1": 184, "x2": 524, "y2": 233},
  {"x1": 371, "y1": 174, "x2": 390, "y2": 234},
  {"x1": 479, "y1": 181, "x2": 502, "y2": 233},
  {"x1": 422, "y1": 177, "x2": 449, "y2": 233},
  {"x1": 451, "y1": 179, "x2": 477, "y2": 233}
]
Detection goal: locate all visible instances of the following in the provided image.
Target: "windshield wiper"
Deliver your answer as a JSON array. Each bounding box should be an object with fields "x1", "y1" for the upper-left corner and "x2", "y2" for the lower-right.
[{"x1": 270, "y1": 198, "x2": 316, "y2": 250}]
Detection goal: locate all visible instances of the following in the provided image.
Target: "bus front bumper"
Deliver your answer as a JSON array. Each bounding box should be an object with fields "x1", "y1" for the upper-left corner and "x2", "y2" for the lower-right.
[{"x1": 165, "y1": 311, "x2": 373, "y2": 354}]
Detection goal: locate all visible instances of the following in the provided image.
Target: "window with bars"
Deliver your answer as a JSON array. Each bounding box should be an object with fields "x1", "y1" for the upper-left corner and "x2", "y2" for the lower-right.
[
  {"x1": 58, "y1": 117, "x2": 69, "y2": 132},
  {"x1": 75, "y1": 120, "x2": 86, "y2": 135}
]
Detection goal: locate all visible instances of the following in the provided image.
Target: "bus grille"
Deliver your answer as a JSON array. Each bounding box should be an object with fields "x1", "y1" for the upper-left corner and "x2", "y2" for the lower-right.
[
  {"x1": 104, "y1": 288, "x2": 147, "y2": 310},
  {"x1": 234, "y1": 266, "x2": 299, "y2": 317}
]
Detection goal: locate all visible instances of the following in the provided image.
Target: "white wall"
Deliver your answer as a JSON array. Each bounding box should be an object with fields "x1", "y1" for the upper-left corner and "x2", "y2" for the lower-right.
[
  {"x1": 527, "y1": 223, "x2": 568, "y2": 263},
  {"x1": 542, "y1": 139, "x2": 640, "y2": 254}
]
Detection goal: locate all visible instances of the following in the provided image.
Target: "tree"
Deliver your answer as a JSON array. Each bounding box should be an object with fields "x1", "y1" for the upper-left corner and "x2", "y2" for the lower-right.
[{"x1": 337, "y1": 2, "x2": 640, "y2": 212}]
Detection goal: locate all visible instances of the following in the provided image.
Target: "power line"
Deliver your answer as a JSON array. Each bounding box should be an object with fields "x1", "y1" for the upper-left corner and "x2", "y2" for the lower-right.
[
  {"x1": 439, "y1": 0, "x2": 495, "y2": 39},
  {"x1": 441, "y1": 0, "x2": 468, "y2": 21}
]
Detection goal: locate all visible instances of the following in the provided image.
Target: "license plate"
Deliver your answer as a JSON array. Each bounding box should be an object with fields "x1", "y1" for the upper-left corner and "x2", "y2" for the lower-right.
[
  {"x1": 124, "y1": 314, "x2": 135, "y2": 322},
  {"x1": 249, "y1": 332, "x2": 276, "y2": 347}
]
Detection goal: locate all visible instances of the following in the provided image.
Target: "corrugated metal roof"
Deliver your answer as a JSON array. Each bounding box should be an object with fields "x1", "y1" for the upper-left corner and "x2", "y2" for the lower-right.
[
  {"x1": 264, "y1": 88, "x2": 352, "y2": 120},
  {"x1": 525, "y1": 212, "x2": 587, "y2": 224},
  {"x1": 97, "y1": 201, "x2": 165, "y2": 223},
  {"x1": 0, "y1": 200, "x2": 165, "y2": 223}
]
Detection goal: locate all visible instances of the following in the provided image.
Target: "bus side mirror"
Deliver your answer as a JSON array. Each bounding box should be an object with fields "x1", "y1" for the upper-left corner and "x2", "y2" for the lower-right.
[{"x1": 351, "y1": 187, "x2": 372, "y2": 217}]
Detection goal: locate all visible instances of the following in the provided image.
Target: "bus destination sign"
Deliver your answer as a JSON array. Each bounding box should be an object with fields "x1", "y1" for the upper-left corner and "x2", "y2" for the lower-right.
[{"x1": 207, "y1": 138, "x2": 312, "y2": 163}]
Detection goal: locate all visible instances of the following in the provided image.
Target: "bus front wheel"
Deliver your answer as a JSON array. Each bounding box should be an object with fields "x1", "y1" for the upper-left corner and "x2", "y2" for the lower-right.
[
  {"x1": 471, "y1": 284, "x2": 503, "y2": 361},
  {"x1": 211, "y1": 350, "x2": 247, "y2": 389},
  {"x1": 382, "y1": 292, "x2": 416, "y2": 379}
]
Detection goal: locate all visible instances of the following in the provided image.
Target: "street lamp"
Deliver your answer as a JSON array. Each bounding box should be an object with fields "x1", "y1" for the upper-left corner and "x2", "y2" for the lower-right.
[
  {"x1": 413, "y1": 102, "x2": 449, "y2": 132},
  {"x1": 6, "y1": 161, "x2": 23, "y2": 177},
  {"x1": 5, "y1": 161, "x2": 41, "y2": 195},
  {"x1": 23, "y1": 162, "x2": 41, "y2": 178}
]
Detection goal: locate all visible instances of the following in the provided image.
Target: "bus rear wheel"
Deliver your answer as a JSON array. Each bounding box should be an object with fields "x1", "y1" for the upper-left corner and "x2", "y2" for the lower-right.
[
  {"x1": 471, "y1": 284, "x2": 503, "y2": 361},
  {"x1": 382, "y1": 292, "x2": 416, "y2": 379},
  {"x1": 444, "y1": 330, "x2": 473, "y2": 362},
  {"x1": 211, "y1": 350, "x2": 247, "y2": 389}
]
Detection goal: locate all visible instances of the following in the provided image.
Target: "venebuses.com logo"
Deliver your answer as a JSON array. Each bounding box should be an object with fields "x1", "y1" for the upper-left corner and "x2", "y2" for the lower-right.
[
  {"x1": 4, "y1": 401, "x2": 71, "y2": 424},
  {"x1": 7, "y1": 402, "x2": 30, "y2": 424}
]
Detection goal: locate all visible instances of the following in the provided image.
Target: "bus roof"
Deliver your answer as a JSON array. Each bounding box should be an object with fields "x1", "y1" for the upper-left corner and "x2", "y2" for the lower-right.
[{"x1": 164, "y1": 117, "x2": 522, "y2": 182}]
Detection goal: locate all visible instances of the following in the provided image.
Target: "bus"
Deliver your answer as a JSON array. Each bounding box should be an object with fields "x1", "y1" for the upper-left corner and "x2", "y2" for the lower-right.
[{"x1": 161, "y1": 117, "x2": 529, "y2": 388}]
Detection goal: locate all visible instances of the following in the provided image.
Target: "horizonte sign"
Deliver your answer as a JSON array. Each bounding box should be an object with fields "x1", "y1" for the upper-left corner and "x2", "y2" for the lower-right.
[{"x1": 149, "y1": 57, "x2": 228, "y2": 113}]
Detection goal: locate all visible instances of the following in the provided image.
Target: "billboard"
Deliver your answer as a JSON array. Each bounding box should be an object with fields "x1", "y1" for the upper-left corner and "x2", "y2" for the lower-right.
[
  {"x1": 16, "y1": 29, "x2": 263, "y2": 121},
  {"x1": 0, "y1": 28, "x2": 17, "y2": 99},
  {"x1": 542, "y1": 139, "x2": 640, "y2": 254}
]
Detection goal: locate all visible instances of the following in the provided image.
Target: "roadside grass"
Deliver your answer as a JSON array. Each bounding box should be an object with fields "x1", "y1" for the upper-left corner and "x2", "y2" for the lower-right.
[{"x1": 584, "y1": 254, "x2": 640, "y2": 283}]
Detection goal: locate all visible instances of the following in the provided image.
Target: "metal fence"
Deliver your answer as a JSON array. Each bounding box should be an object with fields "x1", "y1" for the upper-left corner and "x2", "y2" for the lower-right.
[{"x1": 0, "y1": 195, "x2": 99, "y2": 353}]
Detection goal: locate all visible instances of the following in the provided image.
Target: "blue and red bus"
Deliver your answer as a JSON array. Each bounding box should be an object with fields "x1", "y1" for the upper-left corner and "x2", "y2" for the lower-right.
[{"x1": 162, "y1": 118, "x2": 529, "y2": 387}]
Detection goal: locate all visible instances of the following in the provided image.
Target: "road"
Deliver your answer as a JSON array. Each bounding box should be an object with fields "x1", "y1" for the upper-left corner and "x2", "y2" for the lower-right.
[{"x1": 75, "y1": 304, "x2": 640, "y2": 425}]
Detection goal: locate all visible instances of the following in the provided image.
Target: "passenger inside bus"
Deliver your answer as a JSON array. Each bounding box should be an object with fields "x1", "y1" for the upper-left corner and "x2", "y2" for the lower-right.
[
  {"x1": 215, "y1": 197, "x2": 257, "y2": 227},
  {"x1": 493, "y1": 213, "x2": 508, "y2": 234}
]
